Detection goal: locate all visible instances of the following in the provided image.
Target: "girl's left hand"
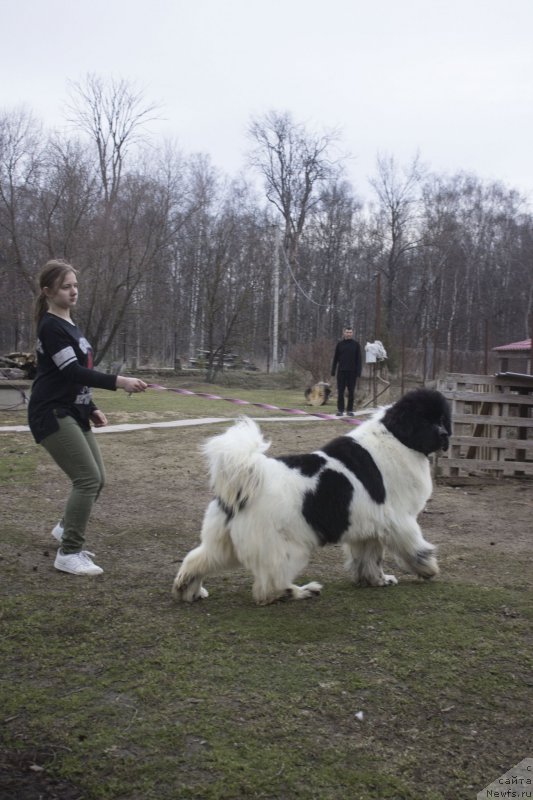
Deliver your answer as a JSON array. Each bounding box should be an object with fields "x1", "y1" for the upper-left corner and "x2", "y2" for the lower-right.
[{"x1": 90, "y1": 410, "x2": 108, "y2": 427}]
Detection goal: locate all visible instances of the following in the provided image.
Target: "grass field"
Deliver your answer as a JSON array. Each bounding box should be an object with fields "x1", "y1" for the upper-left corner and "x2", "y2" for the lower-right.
[
  {"x1": 0, "y1": 375, "x2": 333, "y2": 427},
  {"x1": 1, "y1": 377, "x2": 532, "y2": 799}
]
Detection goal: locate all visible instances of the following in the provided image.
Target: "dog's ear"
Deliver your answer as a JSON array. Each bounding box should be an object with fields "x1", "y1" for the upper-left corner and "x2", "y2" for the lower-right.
[{"x1": 382, "y1": 399, "x2": 415, "y2": 440}]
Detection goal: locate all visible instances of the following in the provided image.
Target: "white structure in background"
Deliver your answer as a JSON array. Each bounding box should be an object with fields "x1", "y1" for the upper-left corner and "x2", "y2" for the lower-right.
[{"x1": 365, "y1": 340, "x2": 387, "y2": 363}]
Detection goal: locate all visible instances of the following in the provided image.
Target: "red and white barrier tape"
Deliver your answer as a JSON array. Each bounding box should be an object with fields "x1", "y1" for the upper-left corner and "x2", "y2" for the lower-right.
[{"x1": 146, "y1": 384, "x2": 363, "y2": 425}]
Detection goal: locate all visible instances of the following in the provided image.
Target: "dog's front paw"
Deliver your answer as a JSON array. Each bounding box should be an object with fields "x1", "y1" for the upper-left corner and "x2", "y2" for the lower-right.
[
  {"x1": 383, "y1": 574, "x2": 398, "y2": 586},
  {"x1": 172, "y1": 576, "x2": 209, "y2": 602},
  {"x1": 301, "y1": 581, "x2": 323, "y2": 596},
  {"x1": 279, "y1": 582, "x2": 323, "y2": 602}
]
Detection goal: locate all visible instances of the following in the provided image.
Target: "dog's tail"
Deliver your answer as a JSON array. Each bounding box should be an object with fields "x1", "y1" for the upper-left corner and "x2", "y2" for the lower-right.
[{"x1": 203, "y1": 416, "x2": 270, "y2": 516}]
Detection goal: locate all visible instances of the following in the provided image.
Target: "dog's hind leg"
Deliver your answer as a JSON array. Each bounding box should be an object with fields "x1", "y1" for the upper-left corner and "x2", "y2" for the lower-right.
[
  {"x1": 246, "y1": 539, "x2": 322, "y2": 605},
  {"x1": 387, "y1": 520, "x2": 439, "y2": 580},
  {"x1": 343, "y1": 538, "x2": 398, "y2": 587},
  {"x1": 172, "y1": 500, "x2": 241, "y2": 602}
]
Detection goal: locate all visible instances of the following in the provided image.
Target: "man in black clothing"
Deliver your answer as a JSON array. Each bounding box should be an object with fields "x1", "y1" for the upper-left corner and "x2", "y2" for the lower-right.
[{"x1": 331, "y1": 327, "x2": 362, "y2": 416}]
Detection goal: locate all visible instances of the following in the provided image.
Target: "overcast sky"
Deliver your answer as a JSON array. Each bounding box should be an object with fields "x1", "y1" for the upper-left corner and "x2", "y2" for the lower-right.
[{"x1": 3, "y1": 0, "x2": 532, "y2": 203}]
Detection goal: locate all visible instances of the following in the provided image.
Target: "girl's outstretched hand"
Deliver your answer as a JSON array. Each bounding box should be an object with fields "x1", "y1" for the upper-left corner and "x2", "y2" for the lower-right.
[{"x1": 116, "y1": 376, "x2": 148, "y2": 394}]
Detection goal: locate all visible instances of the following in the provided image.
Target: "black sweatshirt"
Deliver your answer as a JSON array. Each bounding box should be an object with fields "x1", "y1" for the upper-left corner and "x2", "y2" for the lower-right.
[
  {"x1": 28, "y1": 313, "x2": 117, "y2": 443},
  {"x1": 331, "y1": 338, "x2": 362, "y2": 377}
]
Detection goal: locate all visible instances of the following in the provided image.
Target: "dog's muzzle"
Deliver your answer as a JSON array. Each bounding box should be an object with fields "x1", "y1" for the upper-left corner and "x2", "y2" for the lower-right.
[{"x1": 437, "y1": 424, "x2": 450, "y2": 451}]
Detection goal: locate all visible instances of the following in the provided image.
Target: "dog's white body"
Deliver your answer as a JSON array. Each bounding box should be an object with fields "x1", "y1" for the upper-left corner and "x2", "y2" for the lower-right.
[{"x1": 173, "y1": 389, "x2": 450, "y2": 605}]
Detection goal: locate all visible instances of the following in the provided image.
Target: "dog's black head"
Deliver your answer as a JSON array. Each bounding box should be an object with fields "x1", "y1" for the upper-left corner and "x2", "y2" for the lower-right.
[{"x1": 382, "y1": 388, "x2": 451, "y2": 456}]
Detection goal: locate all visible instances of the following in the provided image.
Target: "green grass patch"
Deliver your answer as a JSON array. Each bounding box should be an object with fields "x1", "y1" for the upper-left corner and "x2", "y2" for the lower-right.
[
  {"x1": 1, "y1": 577, "x2": 531, "y2": 799},
  {"x1": 0, "y1": 435, "x2": 38, "y2": 484}
]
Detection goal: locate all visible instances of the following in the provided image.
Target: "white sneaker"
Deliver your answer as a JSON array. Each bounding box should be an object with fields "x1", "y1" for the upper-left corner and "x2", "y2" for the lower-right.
[
  {"x1": 51, "y1": 521, "x2": 64, "y2": 542},
  {"x1": 54, "y1": 549, "x2": 104, "y2": 576}
]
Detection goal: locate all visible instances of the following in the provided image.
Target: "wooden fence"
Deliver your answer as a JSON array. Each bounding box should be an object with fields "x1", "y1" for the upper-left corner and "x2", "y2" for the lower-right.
[{"x1": 436, "y1": 373, "x2": 533, "y2": 478}]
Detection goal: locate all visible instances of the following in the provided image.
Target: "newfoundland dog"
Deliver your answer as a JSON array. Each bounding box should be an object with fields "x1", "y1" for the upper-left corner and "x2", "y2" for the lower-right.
[{"x1": 172, "y1": 388, "x2": 451, "y2": 605}]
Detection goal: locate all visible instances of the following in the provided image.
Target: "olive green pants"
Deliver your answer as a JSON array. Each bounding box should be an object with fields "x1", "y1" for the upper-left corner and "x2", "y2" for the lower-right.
[{"x1": 41, "y1": 415, "x2": 106, "y2": 554}]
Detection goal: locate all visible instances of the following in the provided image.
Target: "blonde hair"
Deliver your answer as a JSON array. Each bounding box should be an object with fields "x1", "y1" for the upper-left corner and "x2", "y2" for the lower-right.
[{"x1": 34, "y1": 259, "x2": 79, "y2": 326}]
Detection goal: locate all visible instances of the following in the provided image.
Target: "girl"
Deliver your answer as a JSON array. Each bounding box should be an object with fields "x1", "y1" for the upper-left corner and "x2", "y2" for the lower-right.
[{"x1": 28, "y1": 259, "x2": 147, "y2": 576}]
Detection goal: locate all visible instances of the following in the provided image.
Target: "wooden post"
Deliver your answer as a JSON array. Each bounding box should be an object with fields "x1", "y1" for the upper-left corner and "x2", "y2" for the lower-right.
[
  {"x1": 530, "y1": 314, "x2": 533, "y2": 375},
  {"x1": 375, "y1": 272, "x2": 381, "y2": 340},
  {"x1": 484, "y1": 319, "x2": 489, "y2": 374},
  {"x1": 400, "y1": 330, "x2": 405, "y2": 396},
  {"x1": 271, "y1": 225, "x2": 280, "y2": 373}
]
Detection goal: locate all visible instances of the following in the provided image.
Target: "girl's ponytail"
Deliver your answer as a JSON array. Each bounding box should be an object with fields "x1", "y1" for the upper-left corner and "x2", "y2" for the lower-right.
[{"x1": 33, "y1": 292, "x2": 49, "y2": 327}]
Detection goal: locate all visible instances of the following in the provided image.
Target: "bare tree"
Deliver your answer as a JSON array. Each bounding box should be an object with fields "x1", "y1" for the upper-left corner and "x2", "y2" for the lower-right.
[
  {"x1": 64, "y1": 76, "x2": 170, "y2": 363},
  {"x1": 248, "y1": 110, "x2": 341, "y2": 360},
  {"x1": 0, "y1": 107, "x2": 45, "y2": 290},
  {"x1": 369, "y1": 153, "x2": 425, "y2": 340},
  {"x1": 0, "y1": 107, "x2": 48, "y2": 349},
  {"x1": 66, "y1": 74, "x2": 159, "y2": 206},
  {"x1": 199, "y1": 179, "x2": 264, "y2": 381},
  {"x1": 300, "y1": 179, "x2": 362, "y2": 339},
  {"x1": 38, "y1": 134, "x2": 98, "y2": 259}
]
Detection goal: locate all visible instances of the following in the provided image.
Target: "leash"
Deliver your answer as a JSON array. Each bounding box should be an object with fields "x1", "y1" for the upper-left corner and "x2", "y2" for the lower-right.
[{"x1": 146, "y1": 383, "x2": 364, "y2": 425}]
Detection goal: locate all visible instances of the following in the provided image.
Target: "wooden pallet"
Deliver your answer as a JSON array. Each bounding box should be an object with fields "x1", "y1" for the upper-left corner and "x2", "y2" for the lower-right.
[{"x1": 435, "y1": 373, "x2": 533, "y2": 477}]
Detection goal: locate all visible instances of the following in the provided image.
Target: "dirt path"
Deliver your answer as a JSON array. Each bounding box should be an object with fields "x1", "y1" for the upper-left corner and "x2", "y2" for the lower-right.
[{"x1": 4, "y1": 418, "x2": 530, "y2": 589}]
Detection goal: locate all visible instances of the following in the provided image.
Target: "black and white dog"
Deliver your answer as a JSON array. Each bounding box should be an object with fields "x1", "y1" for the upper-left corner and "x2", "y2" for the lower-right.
[{"x1": 172, "y1": 388, "x2": 451, "y2": 605}]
